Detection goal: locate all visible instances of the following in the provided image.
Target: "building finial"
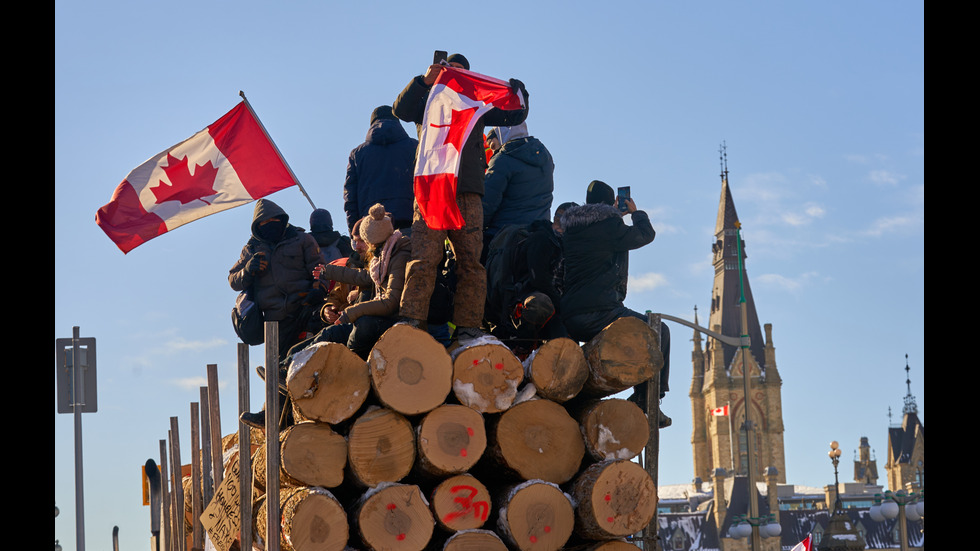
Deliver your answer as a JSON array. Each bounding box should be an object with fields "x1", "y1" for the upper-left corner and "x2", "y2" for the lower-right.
[
  {"x1": 902, "y1": 354, "x2": 918, "y2": 415},
  {"x1": 719, "y1": 141, "x2": 729, "y2": 184}
]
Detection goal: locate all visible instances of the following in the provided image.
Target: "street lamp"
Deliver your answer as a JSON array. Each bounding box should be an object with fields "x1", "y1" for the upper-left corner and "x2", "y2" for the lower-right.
[
  {"x1": 730, "y1": 513, "x2": 782, "y2": 540},
  {"x1": 868, "y1": 489, "x2": 923, "y2": 551},
  {"x1": 828, "y1": 441, "x2": 843, "y2": 513}
]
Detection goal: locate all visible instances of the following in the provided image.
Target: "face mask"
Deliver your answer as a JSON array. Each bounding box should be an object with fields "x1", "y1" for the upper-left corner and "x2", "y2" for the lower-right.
[{"x1": 257, "y1": 219, "x2": 286, "y2": 242}]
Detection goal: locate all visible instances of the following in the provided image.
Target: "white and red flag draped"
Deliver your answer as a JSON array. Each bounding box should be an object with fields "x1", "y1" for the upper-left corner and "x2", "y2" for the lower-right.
[
  {"x1": 711, "y1": 405, "x2": 729, "y2": 416},
  {"x1": 790, "y1": 534, "x2": 811, "y2": 551},
  {"x1": 96, "y1": 100, "x2": 299, "y2": 254},
  {"x1": 414, "y1": 66, "x2": 525, "y2": 230}
]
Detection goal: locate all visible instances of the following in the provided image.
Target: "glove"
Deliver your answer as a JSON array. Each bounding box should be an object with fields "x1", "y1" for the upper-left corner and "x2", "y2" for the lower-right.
[
  {"x1": 509, "y1": 78, "x2": 528, "y2": 99},
  {"x1": 245, "y1": 252, "x2": 268, "y2": 275}
]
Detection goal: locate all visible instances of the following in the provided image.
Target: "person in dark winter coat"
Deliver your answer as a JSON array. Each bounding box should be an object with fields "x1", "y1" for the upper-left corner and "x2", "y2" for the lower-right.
[
  {"x1": 559, "y1": 180, "x2": 671, "y2": 426},
  {"x1": 392, "y1": 53, "x2": 529, "y2": 341},
  {"x1": 228, "y1": 198, "x2": 324, "y2": 357},
  {"x1": 310, "y1": 208, "x2": 353, "y2": 264},
  {"x1": 481, "y1": 122, "x2": 555, "y2": 256},
  {"x1": 343, "y1": 106, "x2": 418, "y2": 234},
  {"x1": 230, "y1": 199, "x2": 324, "y2": 429}
]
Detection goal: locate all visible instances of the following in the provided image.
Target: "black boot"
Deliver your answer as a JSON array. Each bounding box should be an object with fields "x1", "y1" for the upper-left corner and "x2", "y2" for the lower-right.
[
  {"x1": 240, "y1": 409, "x2": 267, "y2": 430},
  {"x1": 256, "y1": 365, "x2": 288, "y2": 395}
]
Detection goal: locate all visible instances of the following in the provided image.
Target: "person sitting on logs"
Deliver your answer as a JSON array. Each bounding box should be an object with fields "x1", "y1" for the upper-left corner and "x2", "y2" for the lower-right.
[{"x1": 291, "y1": 203, "x2": 412, "y2": 361}]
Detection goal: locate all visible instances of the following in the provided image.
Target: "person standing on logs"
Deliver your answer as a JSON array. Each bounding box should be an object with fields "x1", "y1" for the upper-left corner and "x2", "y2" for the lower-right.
[
  {"x1": 559, "y1": 180, "x2": 672, "y2": 427},
  {"x1": 391, "y1": 52, "x2": 529, "y2": 344}
]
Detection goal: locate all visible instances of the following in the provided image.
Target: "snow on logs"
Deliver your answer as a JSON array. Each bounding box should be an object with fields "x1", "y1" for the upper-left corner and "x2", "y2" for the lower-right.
[{"x1": 228, "y1": 318, "x2": 660, "y2": 550}]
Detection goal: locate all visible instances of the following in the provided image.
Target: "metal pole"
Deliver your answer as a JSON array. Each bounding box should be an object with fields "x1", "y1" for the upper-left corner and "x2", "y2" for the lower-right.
[
  {"x1": 734, "y1": 222, "x2": 761, "y2": 551},
  {"x1": 72, "y1": 326, "x2": 86, "y2": 551}
]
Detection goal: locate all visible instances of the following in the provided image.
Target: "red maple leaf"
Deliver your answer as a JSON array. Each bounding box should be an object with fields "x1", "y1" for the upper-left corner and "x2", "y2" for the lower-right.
[
  {"x1": 430, "y1": 107, "x2": 477, "y2": 153},
  {"x1": 150, "y1": 152, "x2": 219, "y2": 205}
]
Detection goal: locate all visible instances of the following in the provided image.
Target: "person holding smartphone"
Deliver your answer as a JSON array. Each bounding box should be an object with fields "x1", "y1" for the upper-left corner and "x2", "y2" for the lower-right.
[{"x1": 559, "y1": 180, "x2": 672, "y2": 426}]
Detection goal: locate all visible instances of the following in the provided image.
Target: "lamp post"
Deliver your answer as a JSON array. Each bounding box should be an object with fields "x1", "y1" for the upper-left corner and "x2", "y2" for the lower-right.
[
  {"x1": 820, "y1": 441, "x2": 865, "y2": 551},
  {"x1": 869, "y1": 489, "x2": 923, "y2": 551},
  {"x1": 828, "y1": 441, "x2": 843, "y2": 513}
]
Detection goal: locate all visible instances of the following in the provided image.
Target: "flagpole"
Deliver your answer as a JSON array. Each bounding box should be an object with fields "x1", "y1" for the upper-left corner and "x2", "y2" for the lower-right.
[
  {"x1": 727, "y1": 401, "x2": 735, "y2": 473},
  {"x1": 238, "y1": 91, "x2": 317, "y2": 211}
]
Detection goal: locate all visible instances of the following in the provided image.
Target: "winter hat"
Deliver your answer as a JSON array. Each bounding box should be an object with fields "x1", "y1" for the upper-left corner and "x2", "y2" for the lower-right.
[
  {"x1": 586, "y1": 180, "x2": 615, "y2": 206},
  {"x1": 513, "y1": 292, "x2": 555, "y2": 330},
  {"x1": 447, "y1": 53, "x2": 470, "y2": 70},
  {"x1": 370, "y1": 105, "x2": 396, "y2": 125},
  {"x1": 309, "y1": 208, "x2": 334, "y2": 234},
  {"x1": 359, "y1": 203, "x2": 395, "y2": 245}
]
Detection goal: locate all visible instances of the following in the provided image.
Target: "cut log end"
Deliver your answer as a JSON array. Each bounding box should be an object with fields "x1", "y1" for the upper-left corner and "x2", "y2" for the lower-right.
[
  {"x1": 572, "y1": 460, "x2": 658, "y2": 540},
  {"x1": 431, "y1": 474, "x2": 492, "y2": 532},
  {"x1": 347, "y1": 407, "x2": 416, "y2": 488},
  {"x1": 417, "y1": 404, "x2": 487, "y2": 477},
  {"x1": 281, "y1": 487, "x2": 349, "y2": 551},
  {"x1": 452, "y1": 342, "x2": 524, "y2": 414},
  {"x1": 287, "y1": 342, "x2": 371, "y2": 425},
  {"x1": 369, "y1": 324, "x2": 454, "y2": 416},
  {"x1": 580, "y1": 317, "x2": 662, "y2": 398},
  {"x1": 355, "y1": 483, "x2": 435, "y2": 551},
  {"x1": 492, "y1": 399, "x2": 585, "y2": 484},
  {"x1": 527, "y1": 338, "x2": 589, "y2": 403},
  {"x1": 579, "y1": 398, "x2": 649, "y2": 462},
  {"x1": 442, "y1": 529, "x2": 508, "y2": 551},
  {"x1": 498, "y1": 481, "x2": 575, "y2": 551},
  {"x1": 279, "y1": 422, "x2": 347, "y2": 488}
]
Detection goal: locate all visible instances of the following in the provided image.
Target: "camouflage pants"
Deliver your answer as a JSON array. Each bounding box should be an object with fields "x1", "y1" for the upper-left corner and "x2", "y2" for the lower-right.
[{"x1": 400, "y1": 193, "x2": 486, "y2": 328}]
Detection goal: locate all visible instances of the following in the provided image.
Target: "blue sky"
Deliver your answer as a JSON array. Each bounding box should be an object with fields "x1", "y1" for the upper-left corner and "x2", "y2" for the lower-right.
[{"x1": 55, "y1": 2, "x2": 923, "y2": 549}]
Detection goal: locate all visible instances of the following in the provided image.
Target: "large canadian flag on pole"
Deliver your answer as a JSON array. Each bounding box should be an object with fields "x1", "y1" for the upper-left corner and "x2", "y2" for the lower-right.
[
  {"x1": 414, "y1": 66, "x2": 525, "y2": 230},
  {"x1": 96, "y1": 98, "x2": 300, "y2": 254}
]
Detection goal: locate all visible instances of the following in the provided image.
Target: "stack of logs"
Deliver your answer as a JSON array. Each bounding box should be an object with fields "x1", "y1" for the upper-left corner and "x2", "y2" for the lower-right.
[{"x1": 203, "y1": 316, "x2": 663, "y2": 551}]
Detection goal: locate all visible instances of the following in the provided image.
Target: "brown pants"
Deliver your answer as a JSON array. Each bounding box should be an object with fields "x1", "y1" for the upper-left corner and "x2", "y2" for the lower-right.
[{"x1": 400, "y1": 193, "x2": 485, "y2": 328}]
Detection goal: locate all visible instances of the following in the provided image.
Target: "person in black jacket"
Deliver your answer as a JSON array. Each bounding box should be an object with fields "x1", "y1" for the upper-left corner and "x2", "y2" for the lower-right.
[
  {"x1": 392, "y1": 53, "x2": 529, "y2": 342},
  {"x1": 559, "y1": 181, "x2": 671, "y2": 426},
  {"x1": 343, "y1": 106, "x2": 418, "y2": 234},
  {"x1": 481, "y1": 121, "x2": 555, "y2": 260}
]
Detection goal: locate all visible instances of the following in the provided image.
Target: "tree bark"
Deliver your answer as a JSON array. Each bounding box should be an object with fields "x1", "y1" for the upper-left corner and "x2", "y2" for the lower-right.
[
  {"x1": 279, "y1": 486, "x2": 349, "y2": 551},
  {"x1": 442, "y1": 529, "x2": 508, "y2": 551}
]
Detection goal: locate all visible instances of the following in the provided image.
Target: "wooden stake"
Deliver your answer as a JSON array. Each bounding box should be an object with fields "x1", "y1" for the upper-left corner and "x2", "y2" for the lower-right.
[
  {"x1": 237, "y1": 342, "x2": 253, "y2": 551},
  {"x1": 198, "y1": 389, "x2": 214, "y2": 507},
  {"x1": 264, "y1": 321, "x2": 281, "y2": 551},
  {"x1": 159, "y1": 439, "x2": 172, "y2": 551},
  {"x1": 190, "y1": 403, "x2": 203, "y2": 550},
  {"x1": 206, "y1": 364, "x2": 223, "y2": 488}
]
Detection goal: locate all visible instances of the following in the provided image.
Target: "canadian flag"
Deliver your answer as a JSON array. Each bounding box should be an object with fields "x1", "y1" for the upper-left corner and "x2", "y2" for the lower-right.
[
  {"x1": 96, "y1": 100, "x2": 298, "y2": 254},
  {"x1": 790, "y1": 534, "x2": 812, "y2": 551},
  {"x1": 711, "y1": 405, "x2": 729, "y2": 416},
  {"x1": 414, "y1": 66, "x2": 524, "y2": 230}
]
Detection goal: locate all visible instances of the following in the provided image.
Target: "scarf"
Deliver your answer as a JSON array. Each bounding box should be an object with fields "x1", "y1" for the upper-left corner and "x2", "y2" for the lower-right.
[{"x1": 369, "y1": 230, "x2": 403, "y2": 298}]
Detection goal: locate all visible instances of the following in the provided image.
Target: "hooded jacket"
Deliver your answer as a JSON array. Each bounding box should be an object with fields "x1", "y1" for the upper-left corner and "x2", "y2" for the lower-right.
[
  {"x1": 393, "y1": 73, "x2": 529, "y2": 197},
  {"x1": 482, "y1": 125, "x2": 555, "y2": 237},
  {"x1": 343, "y1": 118, "x2": 418, "y2": 232},
  {"x1": 228, "y1": 199, "x2": 323, "y2": 322},
  {"x1": 559, "y1": 203, "x2": 656, "y2": 318}
]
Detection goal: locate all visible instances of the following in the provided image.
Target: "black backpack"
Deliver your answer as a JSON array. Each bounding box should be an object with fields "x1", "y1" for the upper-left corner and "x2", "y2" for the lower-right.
[
  {"x1": 484, "y1": 224, "x2": 532, "y2": 327},
  {"x1": 232, "y1": 287, "x2": 265, "y2": 345}
]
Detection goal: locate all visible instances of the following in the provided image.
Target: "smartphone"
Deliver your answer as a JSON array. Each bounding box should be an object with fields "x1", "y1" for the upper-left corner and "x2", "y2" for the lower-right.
[
  {"x1": 433, "y1": 50, "x2": 448, "y2": 65},
  {"x1": 617, "y1": 186, "x2": 631, "y2": 212}
]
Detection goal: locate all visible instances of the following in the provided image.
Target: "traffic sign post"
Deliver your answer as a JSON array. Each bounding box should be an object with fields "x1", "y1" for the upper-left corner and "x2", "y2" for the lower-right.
[{"x1": 56, "y1": 326, "x2": 97, "y2": 551}]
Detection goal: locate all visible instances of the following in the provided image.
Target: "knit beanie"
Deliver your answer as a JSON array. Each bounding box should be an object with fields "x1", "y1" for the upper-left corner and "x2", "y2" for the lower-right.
[
  {"x1": 359, "y1": 203, "x2": 394, "y2": 245},
  {"x1": 447, "y1": 53, "x2": 470, "y2": 70},
  {"x1": 513, "y1": 292, "x2": 555, "y2": 330},
  {"x1": 309, "y1": 208, "x2": 334, "y2": 234},
  {"x1": 586, "y1": 180, "x2": 615, "y2": 206},
  {"x1": 370, "y1": 105, "x2": 396, "y2": 125}
]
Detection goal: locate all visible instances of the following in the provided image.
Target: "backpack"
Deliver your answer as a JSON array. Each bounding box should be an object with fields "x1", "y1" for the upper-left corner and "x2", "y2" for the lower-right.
[
  {"x1": 484, "y1": 224, "x2": 532, "y2": 327},
  {"x1": 232, "y1": 287, "x2": 265, "y2": 345}
]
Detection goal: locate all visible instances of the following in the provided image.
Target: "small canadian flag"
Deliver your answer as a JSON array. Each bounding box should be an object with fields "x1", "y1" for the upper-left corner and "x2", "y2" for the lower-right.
[{"x1": 711, "y1": 405, "x2": 729, "y2": 416}]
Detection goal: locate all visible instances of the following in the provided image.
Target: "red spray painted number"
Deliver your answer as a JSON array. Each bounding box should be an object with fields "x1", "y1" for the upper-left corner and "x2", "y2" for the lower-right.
[{"x1": 441, "y1": 485, "x2": 490, "y2": 523}]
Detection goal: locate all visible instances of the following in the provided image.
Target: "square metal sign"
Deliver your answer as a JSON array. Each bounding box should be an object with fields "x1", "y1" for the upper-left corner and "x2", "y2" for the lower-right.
[{"x1": 55, "y1": 337, "x2": 97, "y2": 414}]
